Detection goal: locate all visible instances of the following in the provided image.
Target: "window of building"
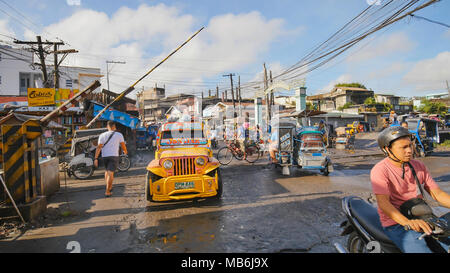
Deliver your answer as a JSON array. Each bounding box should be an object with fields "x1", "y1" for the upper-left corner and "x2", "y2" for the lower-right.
[
  {"x1": 66, "y1": 79, "x2": 73, "y2": 88},
  {"x1": 19, "y1": 72, "x2": 31, "y2": 96}
]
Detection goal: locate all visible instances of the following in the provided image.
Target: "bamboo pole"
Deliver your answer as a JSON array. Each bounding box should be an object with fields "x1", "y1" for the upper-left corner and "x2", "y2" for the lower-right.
[{"x1": 85, "y1": 27, "x2": 205, "y2": 128}]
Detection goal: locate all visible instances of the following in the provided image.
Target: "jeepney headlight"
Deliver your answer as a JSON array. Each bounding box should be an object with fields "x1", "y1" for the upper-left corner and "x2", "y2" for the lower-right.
[
  {"x1": 196, "y1": 157, "x2": 206, "y2": 166},
  {"x1": 163, "y1": 160, "x2": 173, "y2": 170}
]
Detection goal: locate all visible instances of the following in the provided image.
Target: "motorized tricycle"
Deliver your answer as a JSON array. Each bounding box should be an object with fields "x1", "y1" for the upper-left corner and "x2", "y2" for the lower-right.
[
  {"x1": 334, "y1": 126, "x2": 355, "y2": 151},
  {"x1": 136, "y1": 127, "x2": 148, "y2": 150},
  {"x1": 272, "y1": 122, "x2": 333, "y2": 176},
  {"x1": 295, "y1": 126, "x2": 333, "y2": 176},
  {"x1": 404, "y1": 118, "x2": 440, "y2": 157},
  {"x1": 444, "y1": 114, "x2": 450, "y2": 129},
  {"x1": 67, "y1": 128, "x2": 131, "y2": 180}
]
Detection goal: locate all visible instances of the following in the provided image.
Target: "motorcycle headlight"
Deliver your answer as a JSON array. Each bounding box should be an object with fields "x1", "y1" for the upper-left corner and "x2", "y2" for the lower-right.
[
  {"x1": 196, "y1": 157, "x2": 206, "y2": 166},
  {"x1": 163, "y1": 160, "x2": 173, "y2": 170}
]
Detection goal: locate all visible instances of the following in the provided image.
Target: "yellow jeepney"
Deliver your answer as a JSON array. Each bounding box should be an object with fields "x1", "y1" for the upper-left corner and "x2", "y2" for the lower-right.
[{"x1": 145, "y1": 121, "x2": 222, "y2": 202}]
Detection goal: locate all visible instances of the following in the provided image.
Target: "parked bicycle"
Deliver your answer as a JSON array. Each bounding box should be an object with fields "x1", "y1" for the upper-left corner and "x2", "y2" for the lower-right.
[{"x1": 217, "y1": 140, "x2": 261, "y2": 165}]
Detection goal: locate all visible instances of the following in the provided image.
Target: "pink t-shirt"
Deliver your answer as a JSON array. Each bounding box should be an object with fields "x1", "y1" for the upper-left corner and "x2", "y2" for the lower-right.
[{"x1": 370, "y1": 158, "x2": 439, "y2": 227}]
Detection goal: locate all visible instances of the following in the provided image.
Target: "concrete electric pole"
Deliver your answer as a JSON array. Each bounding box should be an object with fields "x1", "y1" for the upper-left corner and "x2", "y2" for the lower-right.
[{"x1": 106, "y1": 60, "x2": 126, "y2": 91}]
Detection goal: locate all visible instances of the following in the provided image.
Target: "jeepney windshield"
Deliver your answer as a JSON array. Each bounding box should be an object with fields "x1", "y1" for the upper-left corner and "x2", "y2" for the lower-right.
[{"x1": 161, "y1": 129, "x2": 205, "y2": 139}]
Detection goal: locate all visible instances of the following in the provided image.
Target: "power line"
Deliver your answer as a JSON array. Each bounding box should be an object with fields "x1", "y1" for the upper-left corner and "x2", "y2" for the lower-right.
[
  {"x1": 0, "y1": 48, "x2": 31, "y2": 63},
  {"x1": 237, "y1": 0, "x2": 438, "y2": 95},
  {"x1": 0, "y1": 0, "x2": 42, "y2": 31},
  {"x1": 409, "y1": 13, "x2": 450, "y2": 28},
  {"x1": 0, "y1": 6, "x2": 37, "y2": 33}
]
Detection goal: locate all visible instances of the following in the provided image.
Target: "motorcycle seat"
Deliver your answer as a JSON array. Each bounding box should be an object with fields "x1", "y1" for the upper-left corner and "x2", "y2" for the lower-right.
[{"x1": 349, "y1": 197, "x2": 394, "y2": 244}]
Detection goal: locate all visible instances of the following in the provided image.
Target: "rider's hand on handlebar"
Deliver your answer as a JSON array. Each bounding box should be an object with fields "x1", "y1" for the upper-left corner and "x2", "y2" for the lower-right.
[{"x1": 404, "y1": 219, "x2": 433, "y2": 235}]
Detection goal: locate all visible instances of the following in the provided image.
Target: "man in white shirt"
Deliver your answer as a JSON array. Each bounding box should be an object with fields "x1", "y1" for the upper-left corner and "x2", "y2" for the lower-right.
[{"x1": 94, "y1": 121, "x2": 128, "y2": 197}]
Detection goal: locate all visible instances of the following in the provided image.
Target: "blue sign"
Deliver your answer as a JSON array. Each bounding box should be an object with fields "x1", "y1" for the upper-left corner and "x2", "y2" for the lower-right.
[{"x1": 93, "y1": 103, "x2": 140, "y2": 129}]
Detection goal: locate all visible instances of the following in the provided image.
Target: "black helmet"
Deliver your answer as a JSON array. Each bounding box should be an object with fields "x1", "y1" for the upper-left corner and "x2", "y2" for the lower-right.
[{"x1": 377, "y1": 126, "x2": 411, "y2": 152}]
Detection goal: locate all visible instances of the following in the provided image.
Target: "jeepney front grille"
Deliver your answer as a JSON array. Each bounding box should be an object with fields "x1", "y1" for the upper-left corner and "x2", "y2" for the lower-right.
[{"x1": 174, "y1": 157, "x2": 196, "y2": 176}]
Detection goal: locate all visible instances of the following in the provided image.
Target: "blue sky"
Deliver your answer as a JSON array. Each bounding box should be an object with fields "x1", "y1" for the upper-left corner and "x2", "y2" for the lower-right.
[{"x1": 0, "y1": 0, "x2": 449, "y2": 98}]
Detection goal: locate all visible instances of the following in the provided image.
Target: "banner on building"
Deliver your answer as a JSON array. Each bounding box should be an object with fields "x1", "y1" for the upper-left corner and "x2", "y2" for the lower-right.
[
  {"x1": 55, "y1": 89, "x2": 79, "y2": 106},
  {"x1": 27, "y1": 88, "x2": 55, "y2": 106}
]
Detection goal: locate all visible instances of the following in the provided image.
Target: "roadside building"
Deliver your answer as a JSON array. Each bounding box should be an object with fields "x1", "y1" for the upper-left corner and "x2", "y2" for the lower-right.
[
  {"x1": 425, "y1": 92, "x2": 449, "y2": 100},
  {"x1": 307, "y1": 86, "x2": 374, "y2": 111},
  {"x1": 375, "y1": 93, "x2": 400, "y2": 105},
  {"x1": 309, "y1": 111, "x2": 365, "y2": 129},
  {"x1": 0, "y1": 46, "x2": 101, "y2": 96},
  {"x1": 136, "y1": 86, "x2": 196, "y2": 122}
]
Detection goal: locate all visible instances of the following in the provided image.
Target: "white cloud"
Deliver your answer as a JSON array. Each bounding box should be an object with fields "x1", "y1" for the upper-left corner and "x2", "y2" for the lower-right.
[
  {"x1": 444, "y1": 29, "x2": 450, "y2": 40},
  {"x1": 67, "y1": 0, "x2": 81, "y2": 6},
  {"x1": 32, "y1": 4, "x2": 290, "y2": 97},
  {"x1": 346, "y1": 32, "x2": 415, "y2": 63},
  {"x1": 402, "y1": 51, "x2": 450, "y2": 92},
  {"x1": 368, "y1": 61, "x2": 410, "y2": 79},
  {"x1": 320, "y1": 74, "x2": 354, "y2": 93},
  {"x1": 0, "y1": 19, "x2": 15, "y2": 38}
]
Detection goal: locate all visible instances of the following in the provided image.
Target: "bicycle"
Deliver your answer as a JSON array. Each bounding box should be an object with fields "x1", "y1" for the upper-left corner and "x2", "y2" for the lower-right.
[{"x1": 217, "y1": 139, "x2": 261, "y2": 165}]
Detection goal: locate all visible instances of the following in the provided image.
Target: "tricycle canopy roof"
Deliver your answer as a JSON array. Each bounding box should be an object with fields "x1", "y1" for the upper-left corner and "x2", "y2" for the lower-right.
[
  {"x1": 297, "y1": 126, "x2": 323, "y2": 135},
  {"x1": 73, "y1": 128, "x2": 108, "y2": 138}
]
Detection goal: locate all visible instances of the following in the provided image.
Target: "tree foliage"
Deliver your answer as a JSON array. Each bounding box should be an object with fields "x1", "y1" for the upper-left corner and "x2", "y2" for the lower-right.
[
  {"x1": 364, "y1": 96, "x2": 376, "y2": 105},
  {"x1": 363, "y1": 96, "x2": 392, "y2": 112},
  {"x1": 334, "y1": 82, "x2": 367, "y2": 89},
  {"x1": 338, "y1": 102, "x2": 353, "y2": 111},
  {"x1": 419, "y1": 99, "x2": 447, "y2": 116}
]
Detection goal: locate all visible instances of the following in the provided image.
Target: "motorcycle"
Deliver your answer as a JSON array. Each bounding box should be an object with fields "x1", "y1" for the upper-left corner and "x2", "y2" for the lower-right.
[
  {"x1": 334, "y1": 196, "x2": 450, "y2": 253},
  {"x1": 67, "y1": 128, "x2": 131, "y2": 180}
]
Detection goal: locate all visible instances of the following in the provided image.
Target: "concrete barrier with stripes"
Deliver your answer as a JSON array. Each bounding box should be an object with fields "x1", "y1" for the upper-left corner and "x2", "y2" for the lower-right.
[{"x1": 1, "y1": 120, "x2": 42, "y2": 204}]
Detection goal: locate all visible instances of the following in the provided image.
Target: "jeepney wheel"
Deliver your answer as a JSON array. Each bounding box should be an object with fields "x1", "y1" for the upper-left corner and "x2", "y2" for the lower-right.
[
  {"x1": 145, "y1": 171, "x2": 155, "y2": 202},
  {"x1": 212, "y1": 168, "x2": 223, "y2": 199}
]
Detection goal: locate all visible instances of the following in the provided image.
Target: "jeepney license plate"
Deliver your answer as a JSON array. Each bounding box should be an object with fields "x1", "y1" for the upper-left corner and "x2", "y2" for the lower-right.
[
  {"x1": 175, "y1": 182, "x2": 195, "y2": 190},
  {"x1": 312, "y1": 153, "x2": 322, "y2": 156}
]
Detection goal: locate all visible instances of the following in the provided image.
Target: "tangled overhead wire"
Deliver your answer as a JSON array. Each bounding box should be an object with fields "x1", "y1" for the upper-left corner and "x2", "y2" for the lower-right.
[{"x1": 239, "y1": 0, "x2": 440, "y2": 95}]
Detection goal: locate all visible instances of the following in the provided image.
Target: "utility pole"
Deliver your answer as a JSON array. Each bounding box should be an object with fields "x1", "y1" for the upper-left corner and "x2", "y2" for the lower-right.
[
  {"x1": 238, "y1": 75, "x2": 242, "y2": 116},
  {"x1": 446, "y1": 80, "x2": 449, "y2": 97},
  {"x1": 216, "y1": 86, "x2": 219, "y2": 98},
  {"x1": 270, "y1": 70, "x2": 274, "y2": 107},
  {"x1": 14, "y1": 36, "x2": 64, "y2": 88},
  {"x1": 106, "y1": 60, "x2": 126, "y2": 91},
  {"x1": 52, "y1": 47, "x2": 78, "y2": 95},
  {"x1": 223, "y1": 73, "x2": 236, "y2": 112},
  {"x1": 263, "y1": 63, "x2": 270, "y2": 130}
]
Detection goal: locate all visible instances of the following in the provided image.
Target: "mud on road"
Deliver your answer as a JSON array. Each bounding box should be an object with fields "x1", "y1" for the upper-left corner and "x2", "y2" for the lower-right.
[{"x1": 0, "y1": 150, "x2": 449, "y2": 253}]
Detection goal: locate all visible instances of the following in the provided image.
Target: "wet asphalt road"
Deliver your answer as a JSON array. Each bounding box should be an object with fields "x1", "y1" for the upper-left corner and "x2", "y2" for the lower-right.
[{"x1": 0, "y1": 149, "x2": 449, "y2": 253}]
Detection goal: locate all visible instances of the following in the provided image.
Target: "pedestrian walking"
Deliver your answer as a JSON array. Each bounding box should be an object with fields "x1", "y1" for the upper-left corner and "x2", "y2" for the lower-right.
[{"x1": 94, "y1": 121, "x2": 128, "y2": 197}]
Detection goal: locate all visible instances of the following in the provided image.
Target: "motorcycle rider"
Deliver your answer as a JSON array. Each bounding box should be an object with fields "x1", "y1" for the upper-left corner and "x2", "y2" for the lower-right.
[{"x1": 370, "y1": 126, "x2": 450, "y2": 252}]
